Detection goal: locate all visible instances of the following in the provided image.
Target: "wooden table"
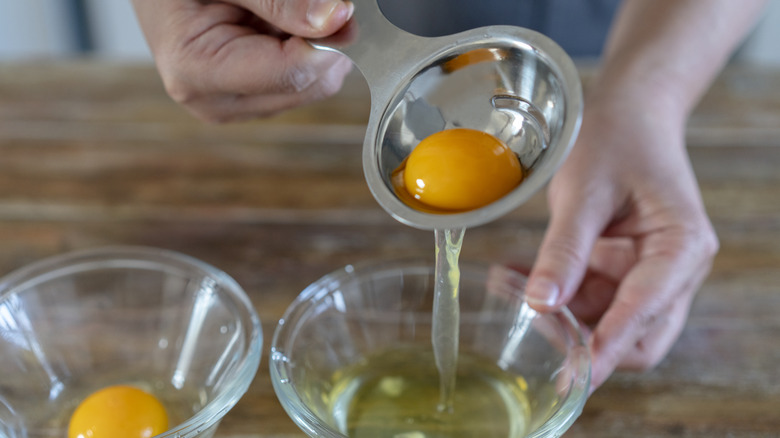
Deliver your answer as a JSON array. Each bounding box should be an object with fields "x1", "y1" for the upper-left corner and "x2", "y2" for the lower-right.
[{"x1": 0, "y1": 62, "x2": 778, "y2": 437}]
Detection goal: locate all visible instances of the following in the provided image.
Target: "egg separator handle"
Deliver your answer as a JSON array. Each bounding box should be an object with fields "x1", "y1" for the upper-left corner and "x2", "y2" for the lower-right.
[
  {"x1": 308, "y1": 0, "x2": 431, "y2": 108},
  {"x1": 306, "y1": 0, "x2": 461, "y2": 227}
]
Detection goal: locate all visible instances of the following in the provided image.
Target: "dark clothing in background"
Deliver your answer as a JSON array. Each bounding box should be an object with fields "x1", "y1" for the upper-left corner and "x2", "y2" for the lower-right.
[{"x1": 378, "y1": 0, "x2": 622, "y2": 58}]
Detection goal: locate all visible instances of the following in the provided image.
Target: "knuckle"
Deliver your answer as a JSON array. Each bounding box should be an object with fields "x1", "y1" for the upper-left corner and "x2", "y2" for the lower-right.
[
  {"x1": 163, "y1": 76, "x2": 198, "y2": 105},
  {"x1": 544, "y1": 237, "x2": 589, "y2": 268},
  {"x1": 258, "y1": 0, "x2": 306, "y2": 31},
  {"x1": 683, "y1": 221, "x2": 719, "y2": 252},
  {"x1": 153, "y1": 51, "x2": 199, "y2": 105},
  {"x1": 682, "y1": 227, "x2": 720, "y2": 261},
  {"x1": 658, "y1": 223, "x2": 720, "y2": 264},
  {"x1": 702, "y1": 228, "x2": 720, "y2": 258},
  {"x1": 260, "y1": 0, "x2": 286, "y2": 20},
  {"x1": 621, "y1": 341, "x2": 666, "y2": 372},
  {"x1": 615, "y1": 297, "x2": 657, "y2": 333},
  {"x1": 609, "y1": 295, "x2": 661, "y2": 336},
  {"x1": 283, "y1": 65, "x2": 316, "y2": 93},
  {"x1": 156, "y1": 60, "x2": 199, "y2": 105},
  {"x1": 632, "y1": 311, "x2": 658, "y2": 332},
  {"x1": 281, "y1": 58, "x2": 348, "y2": 98}
]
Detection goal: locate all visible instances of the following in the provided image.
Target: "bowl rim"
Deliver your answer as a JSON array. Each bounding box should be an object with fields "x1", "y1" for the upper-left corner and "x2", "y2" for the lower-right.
[
  {"x1": 269, "y1": 257, "x2": 590, "y2": 438},
  {"x1": 0, "y1": 245, "x2": 263, "y2": 438}
]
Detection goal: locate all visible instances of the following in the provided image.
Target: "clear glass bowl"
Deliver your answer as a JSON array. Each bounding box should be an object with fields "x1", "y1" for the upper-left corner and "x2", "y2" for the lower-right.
[
  {"x1": 270, "y1": 259, "x2": 590, "y2": 438},
  {"x1": 0, "y1": 246, "x2": 262, "y2": 438}
]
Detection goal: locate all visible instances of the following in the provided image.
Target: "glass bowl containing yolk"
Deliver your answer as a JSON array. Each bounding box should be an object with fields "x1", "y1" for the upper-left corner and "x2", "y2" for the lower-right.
[
  {"x1": 68, "y1": 385, "x2": 169, "y2": 438},
  {"x1": 392, "y1": 128, "x2": 524, "y2": 213}
]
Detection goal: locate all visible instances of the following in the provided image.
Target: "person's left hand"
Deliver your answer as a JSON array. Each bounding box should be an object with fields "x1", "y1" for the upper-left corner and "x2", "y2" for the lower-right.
[{"x1": 524, "y1": 89, "x2": 719, "y2": 391}]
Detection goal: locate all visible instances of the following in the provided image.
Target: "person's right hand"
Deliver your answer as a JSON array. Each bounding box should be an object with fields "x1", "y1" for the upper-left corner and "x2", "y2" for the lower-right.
[{"x1": 132, "y1": 0, "x2": 355, "y2": 123}]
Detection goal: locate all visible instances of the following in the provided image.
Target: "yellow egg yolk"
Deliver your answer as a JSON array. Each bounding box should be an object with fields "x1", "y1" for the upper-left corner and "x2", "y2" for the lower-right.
[
  {"x1": 68, "y1": 385, "x2": 169, "y2": 438},
  {"x1": 396, "y1": 128, "x2": 523, "y2": 212}
]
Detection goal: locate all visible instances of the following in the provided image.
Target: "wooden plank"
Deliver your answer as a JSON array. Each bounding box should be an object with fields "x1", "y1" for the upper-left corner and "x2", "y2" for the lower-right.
[{"x1": 0, "y1": 61, "x2": 779, "y2": 437}]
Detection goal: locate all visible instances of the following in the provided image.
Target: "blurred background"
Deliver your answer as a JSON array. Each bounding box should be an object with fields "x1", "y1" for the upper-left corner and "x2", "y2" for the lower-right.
[
  {"x1": 0, "y1": 0, "x2": 779, "y2": 64},
  {"x1": 0, "y1": 0, "x2": 150, "y2": 60}
]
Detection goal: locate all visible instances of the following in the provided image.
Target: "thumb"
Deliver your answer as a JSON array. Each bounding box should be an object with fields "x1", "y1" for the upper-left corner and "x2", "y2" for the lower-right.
[
  {"x1": 231, "y1": 0, "x2": 354, "y2": 37},
  {"x1": 526, "y1": 188, "x2": 611, "y2": 312}
]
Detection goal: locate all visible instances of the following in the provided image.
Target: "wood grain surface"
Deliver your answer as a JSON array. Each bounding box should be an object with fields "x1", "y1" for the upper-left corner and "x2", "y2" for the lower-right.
[{"x1": 0, "y1": 61, "x2": 778, "y2": 437}]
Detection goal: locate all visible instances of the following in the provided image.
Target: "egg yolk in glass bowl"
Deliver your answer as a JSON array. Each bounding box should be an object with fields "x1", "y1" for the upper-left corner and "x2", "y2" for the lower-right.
[
  {"x1": 68, "y1": 385, "x2": 169, "y2": 438},
  {"x1": 392, "y1": 128, "x2": 524, "y2": 212}
]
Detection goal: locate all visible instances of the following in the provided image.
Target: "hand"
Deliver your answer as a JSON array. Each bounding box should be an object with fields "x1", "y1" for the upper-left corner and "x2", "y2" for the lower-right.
[
  {"x1": 132, "y1": 0, "x2": 355, "y2": 122},
  {"x1": 525, "y1": 91, "x2": 719, "y2": 392}
]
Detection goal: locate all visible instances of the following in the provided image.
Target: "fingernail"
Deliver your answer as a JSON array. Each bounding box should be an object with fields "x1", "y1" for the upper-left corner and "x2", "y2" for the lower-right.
[
  {"x1": 525, "y1": 277, "x2": 560, "y2": 308},
  {"x1": 308, "y1": 0, "x2": 350, "y2": 30},
  {"x1": 290, "y1": 64, "x2": 318, "y2": 92}
]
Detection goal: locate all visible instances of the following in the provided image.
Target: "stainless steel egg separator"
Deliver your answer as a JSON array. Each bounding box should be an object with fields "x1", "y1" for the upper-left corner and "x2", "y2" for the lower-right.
[{"x1": 310, "y1": 0, "x2": 583, "y2": 230}]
